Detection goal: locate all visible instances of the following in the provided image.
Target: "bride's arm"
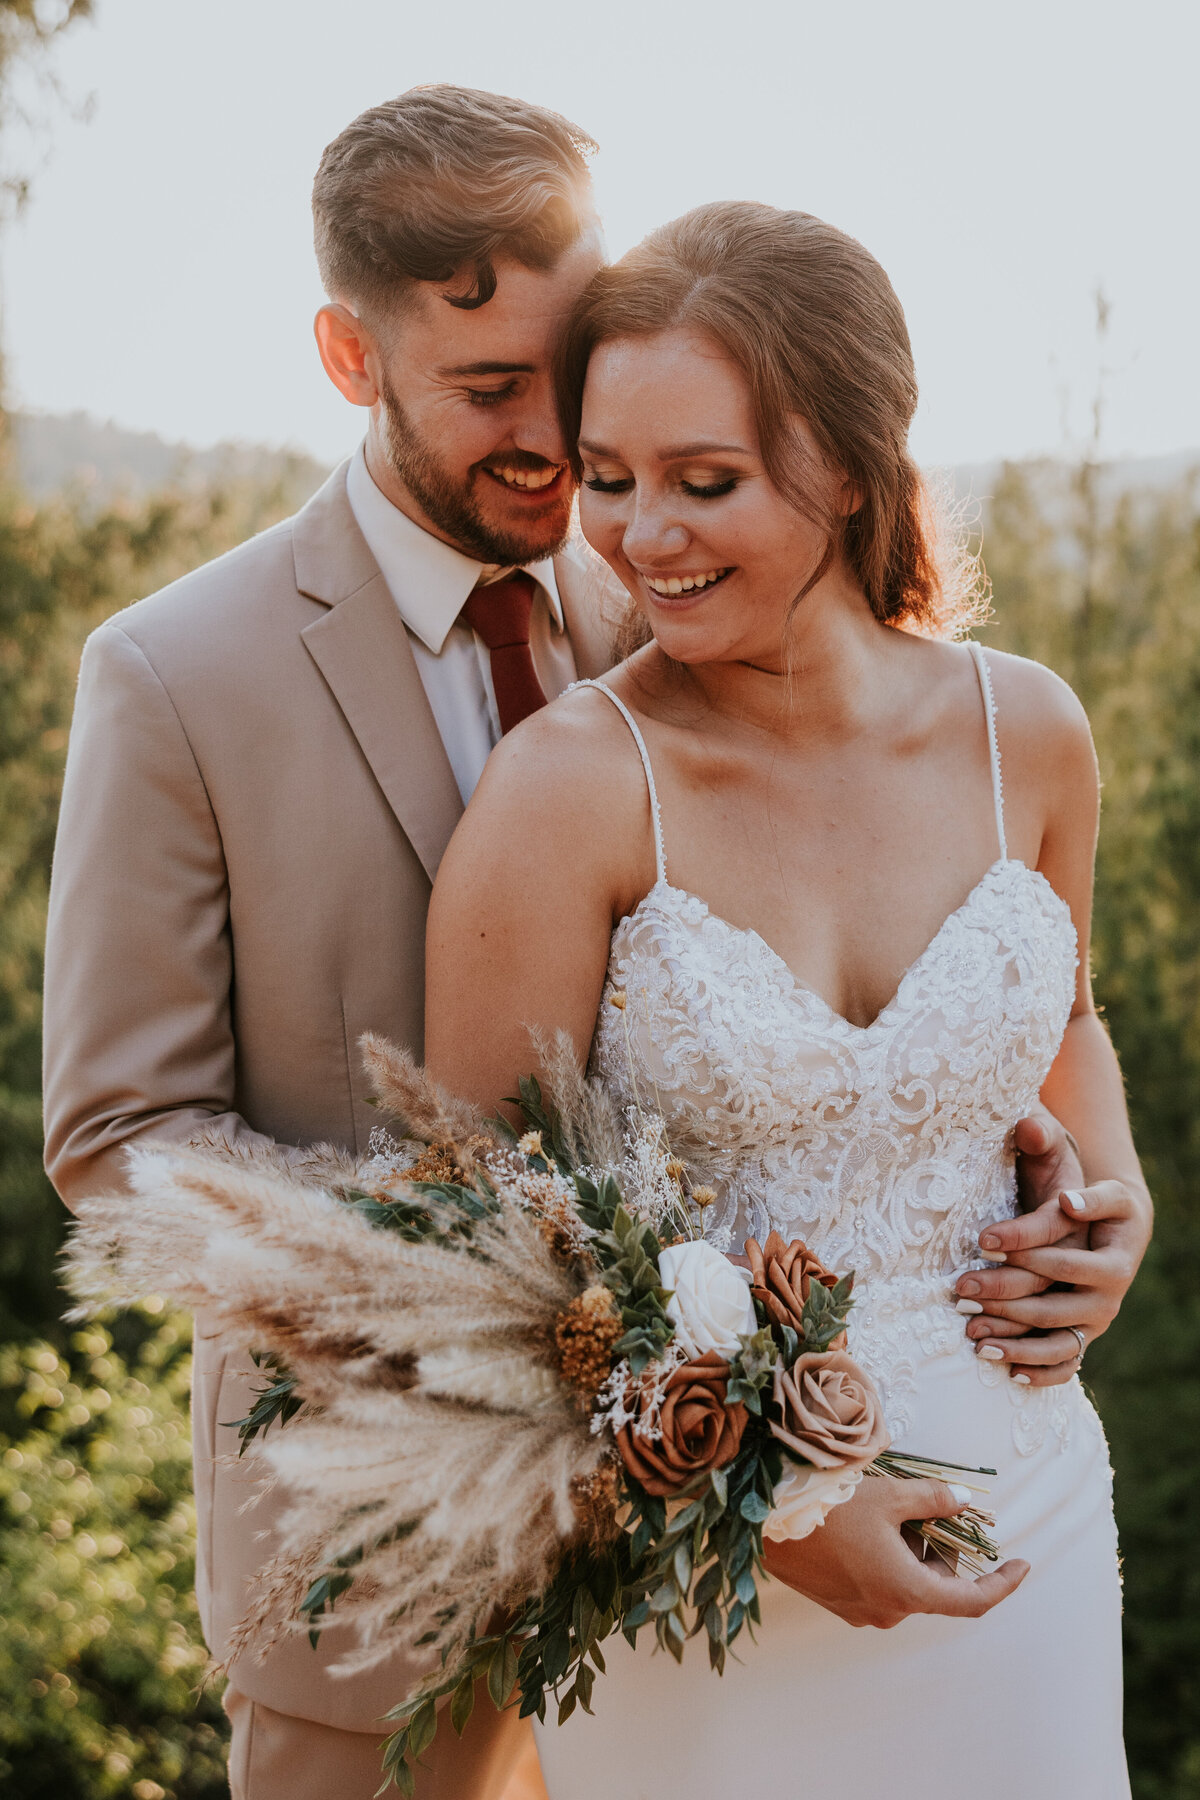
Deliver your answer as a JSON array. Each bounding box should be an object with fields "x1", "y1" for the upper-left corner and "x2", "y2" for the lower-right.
[
  {"x1": 425, "y1": 692, "x2": 653, "y2": 1118},
  {"x1": 956, "y1": 657, "x2": 1152, "y2": 1382}
]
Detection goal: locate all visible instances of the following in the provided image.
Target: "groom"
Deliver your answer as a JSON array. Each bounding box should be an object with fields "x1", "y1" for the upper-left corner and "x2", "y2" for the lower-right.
[{"x1": 43, "y1": 84, "x2": 1140, "y2": 1800}]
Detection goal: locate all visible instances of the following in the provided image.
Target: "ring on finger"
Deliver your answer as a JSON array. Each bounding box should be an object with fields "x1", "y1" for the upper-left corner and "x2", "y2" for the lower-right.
[{"x1": 1068, "y1": 1326, "x2": 1086, "y2": 1366}]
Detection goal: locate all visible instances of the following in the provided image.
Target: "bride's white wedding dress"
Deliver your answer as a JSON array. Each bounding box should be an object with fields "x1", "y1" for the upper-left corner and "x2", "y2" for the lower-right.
[{"x1": 534, "y1": 643, "x2": 1128, "y2": 1799}]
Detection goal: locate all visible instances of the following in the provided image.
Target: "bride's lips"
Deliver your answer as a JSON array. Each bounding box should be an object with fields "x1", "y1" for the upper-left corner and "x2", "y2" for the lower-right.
[{"x1": 637, "y1": 567, "x2": 735, "y2": 610}]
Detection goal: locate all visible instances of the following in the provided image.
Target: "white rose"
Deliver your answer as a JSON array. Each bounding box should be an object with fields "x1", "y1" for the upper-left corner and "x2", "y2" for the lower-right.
[
  {"x1": 658, "y1": 1239, "x2": 756, "y2": 1360},
  {"x1": 762, "y1": 1461, "x2": 864, "y2": 1543}
]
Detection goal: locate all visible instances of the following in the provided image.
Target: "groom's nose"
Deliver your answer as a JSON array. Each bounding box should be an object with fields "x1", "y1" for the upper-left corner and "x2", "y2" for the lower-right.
[{"x1": 509, "y1": 373, "x2": 569, "y2": 467}]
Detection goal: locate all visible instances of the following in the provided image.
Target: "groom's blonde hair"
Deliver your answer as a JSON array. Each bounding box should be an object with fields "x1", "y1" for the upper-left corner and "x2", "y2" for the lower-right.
[{"x1": 313, "y1": 85, "x2": 597, "y2": 323}]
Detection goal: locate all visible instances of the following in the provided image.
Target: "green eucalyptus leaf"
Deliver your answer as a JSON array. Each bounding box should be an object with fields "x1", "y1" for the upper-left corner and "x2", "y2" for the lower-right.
[
  {"x1": 649, "y1": 1579, "x2": 680, "y2": 1614},
  {"x1": 450, "y1": 1677, "x2": 475, "y2": 1737},
  {"x1": 487, "y1": 1638, "x2": 519, "y2": 1710},
  {"x1": 541, "y1": 1625, "x2": 571, "y2": 1683},
  {"x1": 406, "y1": 1699, "x2": 438, "y2": 1761}
]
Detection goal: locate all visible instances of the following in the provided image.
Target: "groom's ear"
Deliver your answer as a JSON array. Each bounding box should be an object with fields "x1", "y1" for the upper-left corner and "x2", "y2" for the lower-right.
[{"x1": 314, "y1": 302, "x2": 380, "y2": 409}]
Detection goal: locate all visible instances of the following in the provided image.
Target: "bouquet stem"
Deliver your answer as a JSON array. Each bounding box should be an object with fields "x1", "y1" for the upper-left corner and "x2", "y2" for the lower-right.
[{"x1": 868, "y1": 1450, "x2": 1000, "y2": 1577}]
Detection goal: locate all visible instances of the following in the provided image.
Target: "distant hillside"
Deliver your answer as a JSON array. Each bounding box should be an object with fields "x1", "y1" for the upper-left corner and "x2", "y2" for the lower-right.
[
  {"x1": 8, "y1": 410, "x2": 332, "y2": 510},
  {"x1": 949, "y1": 448, "x2": 1200, "y2": 507},
  {"x1": 6, "y1": 408, "x2": 1198, "y2": 518}
]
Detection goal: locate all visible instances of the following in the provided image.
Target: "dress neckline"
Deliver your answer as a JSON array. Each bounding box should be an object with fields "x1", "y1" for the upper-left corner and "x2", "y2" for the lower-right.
[{"x1": 618, "y1": 857, "x2": 1072, "y2": 1036}]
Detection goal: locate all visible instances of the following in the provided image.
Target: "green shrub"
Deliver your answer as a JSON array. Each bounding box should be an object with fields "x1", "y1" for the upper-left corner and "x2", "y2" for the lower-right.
[{"x1": 0, "y1": 1309, "x2": 226, "y2": 1798}]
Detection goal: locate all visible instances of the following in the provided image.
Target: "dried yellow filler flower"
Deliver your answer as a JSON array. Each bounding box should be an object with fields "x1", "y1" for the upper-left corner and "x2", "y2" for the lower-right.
[
  {"x1": 405, "y1": 1142, "x2": 465, "y2": 1186},
  {"x1": 555, "y1": 1284, "x2": 623, "y2": 1397}
]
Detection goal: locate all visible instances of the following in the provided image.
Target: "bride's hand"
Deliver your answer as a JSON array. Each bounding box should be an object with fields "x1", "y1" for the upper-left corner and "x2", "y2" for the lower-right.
[{"x1": 762, "y1": 1478, "x2": 1030, "y2": 1629}]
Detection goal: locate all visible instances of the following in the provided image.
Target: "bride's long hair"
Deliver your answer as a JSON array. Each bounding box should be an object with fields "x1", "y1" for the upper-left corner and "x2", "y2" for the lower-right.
[{"x1": 556, "y1": 202, "x2": 986, "y2": 650}]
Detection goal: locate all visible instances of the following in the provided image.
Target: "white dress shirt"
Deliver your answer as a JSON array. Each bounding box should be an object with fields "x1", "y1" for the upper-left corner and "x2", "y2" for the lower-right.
[{"x1": 345, "y1": 443, "x2": 571, "y2": 804}]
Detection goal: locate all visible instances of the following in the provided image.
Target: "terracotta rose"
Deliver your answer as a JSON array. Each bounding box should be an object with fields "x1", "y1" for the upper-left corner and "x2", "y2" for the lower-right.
[
  {"x1": 617, "y1": 1351, "x2": 748, "y2": 1497},
  {"x1": 746, "y1": 1231, "x2": 840, "y2": 1333},
  {"x1": 771, "y1": 1350, "x2": 890, "y2": 1471}
]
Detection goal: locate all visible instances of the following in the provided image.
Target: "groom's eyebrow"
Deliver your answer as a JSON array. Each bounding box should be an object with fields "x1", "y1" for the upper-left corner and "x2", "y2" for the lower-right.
[{"x1": 438, "y1": 360, "x2": 536, "y2": 376}]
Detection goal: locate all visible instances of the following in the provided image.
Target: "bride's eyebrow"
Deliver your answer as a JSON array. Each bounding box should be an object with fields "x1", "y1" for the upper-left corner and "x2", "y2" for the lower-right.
[
  {"x1": 577, "y1": 439, "x2": 751, "y2": 460},
  {"x1": 657, "y1": 441, "x2": 751, "y2": 459}
]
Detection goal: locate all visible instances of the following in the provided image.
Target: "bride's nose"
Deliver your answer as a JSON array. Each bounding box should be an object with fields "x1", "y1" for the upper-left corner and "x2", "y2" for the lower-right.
[{"x1": 621, "y1": 502, "x2": 690, "y2": 564}]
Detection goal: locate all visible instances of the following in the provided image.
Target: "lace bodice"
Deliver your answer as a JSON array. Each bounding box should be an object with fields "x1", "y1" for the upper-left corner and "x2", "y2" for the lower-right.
[{"x1": 582, "y1": 647, "x2": 1080, "y2": 1448}]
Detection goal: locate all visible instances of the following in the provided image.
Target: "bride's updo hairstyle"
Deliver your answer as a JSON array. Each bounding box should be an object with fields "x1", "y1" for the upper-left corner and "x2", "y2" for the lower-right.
[{"x1": 557, "y1": 201, "x2": 983, "y2": 640}]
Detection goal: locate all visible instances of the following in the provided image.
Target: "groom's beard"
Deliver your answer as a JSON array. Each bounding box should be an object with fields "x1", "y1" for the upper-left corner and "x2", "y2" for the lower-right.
[{"x1": 378, "y1": 376, "x2": 574, "y2": 567}]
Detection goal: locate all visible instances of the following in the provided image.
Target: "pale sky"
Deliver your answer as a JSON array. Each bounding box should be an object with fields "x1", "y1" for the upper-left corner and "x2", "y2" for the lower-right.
[{"x1": 3, "y1": 0, "x2": 1197, "y2": 471}]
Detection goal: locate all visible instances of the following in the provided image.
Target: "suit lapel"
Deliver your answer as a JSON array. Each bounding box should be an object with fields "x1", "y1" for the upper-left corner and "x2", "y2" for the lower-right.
[{"x1": 294, "y1": 466, "x2": 463, "y2": 883}]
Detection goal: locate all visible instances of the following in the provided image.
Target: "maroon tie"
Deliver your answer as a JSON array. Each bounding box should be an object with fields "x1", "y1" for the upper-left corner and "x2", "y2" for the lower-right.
[{"x1": 460, "y1": 571, "x2": 548, "y2": 735}]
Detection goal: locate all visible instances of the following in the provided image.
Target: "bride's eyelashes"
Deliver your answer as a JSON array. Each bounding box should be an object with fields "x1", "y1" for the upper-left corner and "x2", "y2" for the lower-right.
[
  {"x1": 583, "y1": 473, "x2": 634, "y2": 494},
  {"x1": 682, "y1": 476, "x2": 738, "y2": 498},
  {"x1": 582, "y1": 473, "x2": 741, "y2": 499}
]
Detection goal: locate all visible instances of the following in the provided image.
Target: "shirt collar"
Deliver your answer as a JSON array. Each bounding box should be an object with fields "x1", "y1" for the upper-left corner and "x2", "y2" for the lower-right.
[{"x1": 345, "y1": 443, "x2": 563, "y2": 654}]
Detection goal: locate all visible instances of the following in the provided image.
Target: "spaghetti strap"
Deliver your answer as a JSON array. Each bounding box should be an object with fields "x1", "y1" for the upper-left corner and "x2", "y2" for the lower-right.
[
  {"x1": 570, "y1": 679, "x2": 667, "y2": 885},
  {"x1": 967, "y1": 642, "x2": 1008, "y2": 861}
]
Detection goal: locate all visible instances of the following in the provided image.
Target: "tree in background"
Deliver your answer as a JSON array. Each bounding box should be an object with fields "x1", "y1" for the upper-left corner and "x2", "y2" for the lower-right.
[{"x1": 983, "y1": 455, "x2": 1200, "y2": 1799}]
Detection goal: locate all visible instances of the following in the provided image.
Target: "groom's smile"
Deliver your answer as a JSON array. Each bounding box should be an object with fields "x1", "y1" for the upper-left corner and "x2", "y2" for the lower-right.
[{"x1": 481, "y1": 459, "x2": 565, "y2": 493}]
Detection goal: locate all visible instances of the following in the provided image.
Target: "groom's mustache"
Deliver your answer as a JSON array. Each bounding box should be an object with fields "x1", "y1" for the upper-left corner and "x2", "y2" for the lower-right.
[{"x1": 476, "y1": 450, "x2": 566, "y2": 479}]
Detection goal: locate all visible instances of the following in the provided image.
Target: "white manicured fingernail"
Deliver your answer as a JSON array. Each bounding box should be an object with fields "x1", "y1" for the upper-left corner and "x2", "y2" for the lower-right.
[
  {"x1": 948, "y1": 1483, "x2": 973, "y2": 1506},
  {"x1": 978, "y1": 1247, "x2": 1007, "y2": 1261},
  {"x1": 1013, "y1": 1373, "x2": 1032, "y2": 1385},
  {"x1": 956, "y1": 1299, "x2": 984, "y2": 1314},
  {"x1": 1064, "y1": 1190, "x2": 1086, "y2": 1212},
  {"x1": 978, "y1": 1343, "x2": 1006, "y2": 1361}
]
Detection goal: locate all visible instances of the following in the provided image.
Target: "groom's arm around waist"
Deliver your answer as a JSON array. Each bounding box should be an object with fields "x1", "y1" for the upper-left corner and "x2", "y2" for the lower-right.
[{"x1": 43, "y1": 618, "x2": 276, "y2": 1211}]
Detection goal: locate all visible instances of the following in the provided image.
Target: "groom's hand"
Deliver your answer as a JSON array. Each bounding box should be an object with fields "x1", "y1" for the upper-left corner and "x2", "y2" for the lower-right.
[
  {"x1": 954, "y1": 1108, "x2": 1152, "y2": 1385},
  {"x1": 763, "y1": 1479, "x2": 1029, "y2": 1628},
  {"x1": 953, "y1": 1108, "x2": 1088, "y2": 1339},
  {"x1": 958, "y1": 1178, "x2": 1151, "y2": 1384}
]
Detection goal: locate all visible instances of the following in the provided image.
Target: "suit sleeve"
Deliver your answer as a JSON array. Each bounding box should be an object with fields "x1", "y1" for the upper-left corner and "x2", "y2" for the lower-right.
[{"x1": 43, "y1": 621, "x2": 276, "y2": 1211}]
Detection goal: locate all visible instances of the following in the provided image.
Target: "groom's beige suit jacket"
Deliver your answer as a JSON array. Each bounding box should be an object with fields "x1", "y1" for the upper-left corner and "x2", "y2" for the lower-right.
[{"x1": 42, "y1": 463, "x2": 618, "y2": 1750}]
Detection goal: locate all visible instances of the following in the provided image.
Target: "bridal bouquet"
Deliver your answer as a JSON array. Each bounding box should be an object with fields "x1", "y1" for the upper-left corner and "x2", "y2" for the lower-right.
[{"x1": 65, "y1": 1029, "x2": 997, "y2": 1793}]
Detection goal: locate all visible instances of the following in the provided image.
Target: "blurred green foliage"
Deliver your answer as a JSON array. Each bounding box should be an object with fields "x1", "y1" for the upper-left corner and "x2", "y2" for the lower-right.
[
  {"x1": 0, "y1": 1310, "x2": 225, "y2": 1798},
  {"x1": 0, "y1": 449, "x2": 1196, "y2": 1798},
  {"x1": 0, "y1": 470, "x2": 320, "y2": 1796},
  {"x1": 982, "y1": 456, "x2": 1200, "y2": 1798}
]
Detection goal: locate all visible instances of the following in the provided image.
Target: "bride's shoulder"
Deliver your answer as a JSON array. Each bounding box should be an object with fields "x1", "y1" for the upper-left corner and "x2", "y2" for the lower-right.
[
  {"x1": 448, "y1": 670, "x2": 659, "y2": 903},
  {"x1": 479, "y1": 676, "x2": 651, "y2": 810},
  {"x1": 979, "y1": 646, "x2": 1093, "y2": 752},
  {"x1": 977, "y1": 648, "x2": 1099, "y2": 825}
]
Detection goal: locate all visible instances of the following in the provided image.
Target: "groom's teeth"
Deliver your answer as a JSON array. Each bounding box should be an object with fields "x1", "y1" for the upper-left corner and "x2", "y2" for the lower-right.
[{"x1": 488, "y1": 464, "x2": 559, "y2": 490}]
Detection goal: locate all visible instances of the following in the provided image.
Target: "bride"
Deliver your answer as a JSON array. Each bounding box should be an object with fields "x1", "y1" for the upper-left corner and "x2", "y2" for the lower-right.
[{"x1": 425, "y1": 204, "x2": 1136, "y2": 1796}]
